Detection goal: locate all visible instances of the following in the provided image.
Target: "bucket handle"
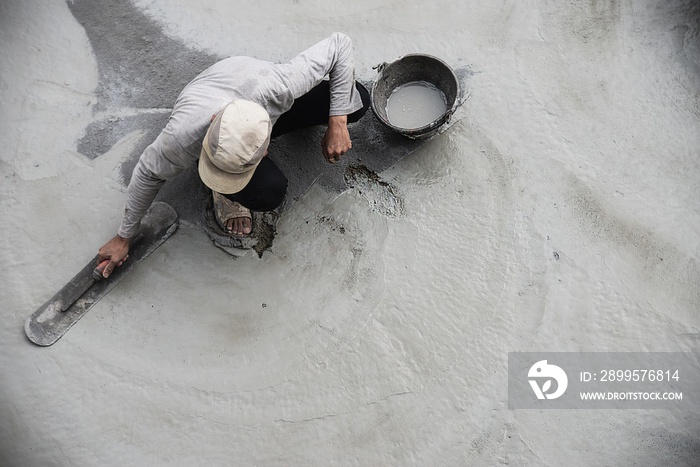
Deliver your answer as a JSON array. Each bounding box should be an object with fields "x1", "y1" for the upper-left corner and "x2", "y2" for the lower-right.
[{"x1": 372, "y1": 62, "x2": 389, "y2": 74}]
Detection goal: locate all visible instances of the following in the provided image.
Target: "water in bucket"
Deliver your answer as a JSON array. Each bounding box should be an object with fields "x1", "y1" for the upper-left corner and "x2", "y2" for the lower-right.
[{"x1": 385, "y1": 80, "x2": 448, "y2": 130}]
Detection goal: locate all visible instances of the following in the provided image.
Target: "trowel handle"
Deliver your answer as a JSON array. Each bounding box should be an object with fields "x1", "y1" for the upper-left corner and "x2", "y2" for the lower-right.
[
  {"x1": 92, "y1": 260, "x2": 111, "y2": 281},
  {"x1": 91, "y1": 233, "x2": 143, "y2": 280}
]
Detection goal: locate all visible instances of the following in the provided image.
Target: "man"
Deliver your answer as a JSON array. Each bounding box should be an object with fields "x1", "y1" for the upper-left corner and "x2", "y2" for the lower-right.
[{"x1": 98, "y1": 33, "x2": 370, "y2": 278}]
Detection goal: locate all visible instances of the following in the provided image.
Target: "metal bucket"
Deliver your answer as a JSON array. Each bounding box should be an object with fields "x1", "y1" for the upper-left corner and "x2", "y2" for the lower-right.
[{"x1": 371, "y1": 54, "x2": 460, "y2": 139}]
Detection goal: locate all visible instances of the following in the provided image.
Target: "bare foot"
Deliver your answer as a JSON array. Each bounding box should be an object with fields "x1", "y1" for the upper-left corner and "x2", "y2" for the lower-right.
[
  {"x1": 223, "y1": 216, "x2": 252, "y2": 236},
  {"x1": 212, "y1": 191, "x2": 252, "y2": 236}
]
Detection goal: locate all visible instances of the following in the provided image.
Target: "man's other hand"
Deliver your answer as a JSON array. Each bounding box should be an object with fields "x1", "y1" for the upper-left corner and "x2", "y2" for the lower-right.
[{"x1": 322, "y1": 115, "x2": 351, "y2": 163}]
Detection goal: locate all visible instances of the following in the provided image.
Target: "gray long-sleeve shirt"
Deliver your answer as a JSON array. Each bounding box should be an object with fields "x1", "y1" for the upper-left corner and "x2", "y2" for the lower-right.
[{"x1": 118, "y1": 33, "x2": 363, "y2": 238}]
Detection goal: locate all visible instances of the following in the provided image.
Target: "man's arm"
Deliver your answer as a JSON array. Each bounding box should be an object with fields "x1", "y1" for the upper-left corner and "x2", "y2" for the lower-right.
[
  {"x1": 98, "y1": 131, "x2": 189, "y2": 277},
  {"x1": 281, "y1": 33, "x2": 363, "y2": 163},
  {"x1": 283, "y1": 32, "x2": 363, "y2": 114}
]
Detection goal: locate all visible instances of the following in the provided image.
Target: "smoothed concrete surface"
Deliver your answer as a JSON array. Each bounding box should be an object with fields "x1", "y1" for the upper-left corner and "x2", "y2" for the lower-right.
[{"x1": 1, "y1": 0, "x2": 699, "y2": 465}]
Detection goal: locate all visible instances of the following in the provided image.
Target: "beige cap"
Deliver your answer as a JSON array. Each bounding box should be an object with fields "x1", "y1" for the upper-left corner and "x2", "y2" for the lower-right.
[{"x1": 198, "y1": 100, "x2": 272, "y2": 194}]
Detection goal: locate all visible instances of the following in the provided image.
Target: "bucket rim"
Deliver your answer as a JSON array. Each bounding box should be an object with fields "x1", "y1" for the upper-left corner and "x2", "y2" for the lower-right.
[{"x1": 374, "y1": 52, "x2": 456, "y2": 75}]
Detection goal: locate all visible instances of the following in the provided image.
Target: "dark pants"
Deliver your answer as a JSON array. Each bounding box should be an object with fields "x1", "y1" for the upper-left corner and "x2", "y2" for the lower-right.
[{"x1": 224, "y1": 81, "x2": 371, "y2": 211}]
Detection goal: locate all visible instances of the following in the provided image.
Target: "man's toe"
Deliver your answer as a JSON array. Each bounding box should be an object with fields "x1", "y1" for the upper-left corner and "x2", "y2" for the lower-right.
[
  {"x1": 225, "y1": 216, "x2": 252, "y2": 236},
  {"x1": 231, "y1": 217, "x2": 247, "y2": 236}
]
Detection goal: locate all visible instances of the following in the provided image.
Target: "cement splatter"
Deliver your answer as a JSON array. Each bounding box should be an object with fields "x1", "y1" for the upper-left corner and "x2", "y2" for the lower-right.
[{"x1": 343, "y1": 165, "x2": 403, "y2": 217}]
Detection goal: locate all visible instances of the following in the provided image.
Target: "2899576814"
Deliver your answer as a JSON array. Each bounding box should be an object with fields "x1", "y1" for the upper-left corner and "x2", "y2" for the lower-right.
[{"x1": 597, "y1": 369, "x2": 680, "y2": 382}]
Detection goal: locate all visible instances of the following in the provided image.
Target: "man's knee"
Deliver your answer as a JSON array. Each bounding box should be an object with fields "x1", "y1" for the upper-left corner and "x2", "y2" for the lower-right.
[
  {"x1": 348, "y1": 82, "x2": 371, "y2": 124},
  {"x1": 259, "y1": 171, "x2": 288, "y2": 211},
  {"x1": 226, "y1": 163, "x2": 288, "y2": 212}
]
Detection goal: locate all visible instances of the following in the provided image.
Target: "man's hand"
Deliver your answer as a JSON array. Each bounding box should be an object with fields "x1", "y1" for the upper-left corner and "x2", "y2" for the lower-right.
[
  {"x1": 322, "y1": 115, "x2": 351, "y2": 163},
  {"x1": 97, "y1": 235, "x2": 130, "y2": 278}
]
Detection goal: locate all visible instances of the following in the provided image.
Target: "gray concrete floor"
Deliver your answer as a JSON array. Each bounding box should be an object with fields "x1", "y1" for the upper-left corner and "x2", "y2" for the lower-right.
[{"x1": 1, "y1": 0, "x2": 699, "y2": 465}]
